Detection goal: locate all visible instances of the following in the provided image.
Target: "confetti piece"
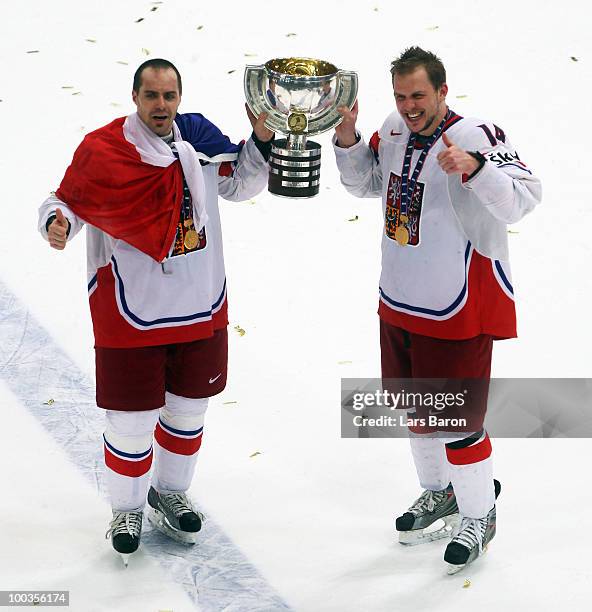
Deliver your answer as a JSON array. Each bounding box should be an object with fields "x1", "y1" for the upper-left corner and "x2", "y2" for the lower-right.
[
  {"x1": 338, "y1": 360, "x2": 352, "y2": 365},
  {"x1": 426, "y1": 25, "x2": 439, "y2": 30},
  {"x1": 227, "y1": 69, "x2": 236, "y2": 74},
  {"x1": 462, "y1": 578, "x2": 471, "y2": 588},
  {"x1": 142, "y1": 48, "x2": 150, "y2": 56},
  {"x1": 244, "y1": 53, "x2": 257, "y2": 57},
  {"x1": 151, "y1": 6, "x2": 158, "y2": 11},
  {"x1": 43, "y1": 399, "x2": 55, "y2": 406},
  {"x1": 571, "y1": 56, "x2": 578, "y2": 62},
  {"x1": 285, "y1": 32, "x2": 297, "y2": 37},
  {"x1": 109, "y1": 102, "x2": 122, "y2": 107},
  {"x1": 85, "y1": 38, "x2": 97, "y2": 43},
  {"x1": 248, "y1": 199, "x2": 256, "y2": 205},
  {"x1": 507, "y1": 229, "x2": 519, "y2": 234},
  {"x1": 223, "y1": 401, "x2": 238, "y2": 405},
  {"x1": 117, "y1": 60, "x2": 129, "y2": 65},
  {"x1": 233, "y1": 325, "x2": 246, "y2": 336},
  {"x1": 196, "y1": 25, "x2": 204, "y2": 30},
  {"x1": 249, "y1": 451, "x2": 261, "y2": 458},
  {"x1": 456, "y1": 94, "x2": 468, "y2": 99},
  {"x1": 348, "y1": 215, "x2": 359, "y2": 222},
  {"x1": 373, "y1": 7, "x2": 379, "y2": 11},
  {"x1": 135, "y1": 17, "x2": 144, "y2": 23},
  {"x1": 72, "y1": 91, "x2": 82, "y2": 96},
  {"x1": 61, "y1": 85, "x2": 74, "y2": 89},
  {"x1": 26, "y1": 50, "x2": 40, "y2": 54}
]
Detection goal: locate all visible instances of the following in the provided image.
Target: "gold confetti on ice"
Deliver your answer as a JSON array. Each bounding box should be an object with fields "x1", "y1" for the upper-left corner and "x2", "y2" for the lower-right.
[
  {"x1": 338, "y1": 360, "x2": 352, "y2": 365},
  {"x1": 347, "y1": 215, "x2": 359, "y2": 222},
  {"x1": 61, "y1": 85, "x2": 74, "y2": 89},
  {"x1": 244, "y1": 53, "x2": 257, "y2": 57},
  {"x1": 150, "y1": 6, "x2": 159, "y2": 11},
  {"x1": 426, "y1": 25, "x2": 439, "y2": 30},
  {"x1": 71, "y1": 91, "x2": 82, "y2": 96},
  {"x1": 43, "y1": 399, "x2": 55, "y2": 406},
  {"x1": 233, "y1": 325, "x2": 246, "y2": 336},
  {"x1": 110, "y1": 102, "x2": 122, "y2": 107},
  {"x1": 142, "y1": 48, "x2": 151, "y2": 56},
  {"x1": 196, "y1": 25, "x2": 204, "y2": 30},
  {"x1": 456, "y1": 94, "x2": 468, "y2": 99},
  {"x1": 571, "y1": 56, "x2": 579, "y2": 62},
  {"x1": 227, "y1": 69, "x2": 236, "y2": 74},
  {"x1": 249, "y1": 451, "x2": 261, "y2": 458},
  {"x1": 285, "y1": 32, "x2": 297, "y2": 37},
  {"x1": 508, "y1": 229, "x2": 519, "y2": 234},
  {"x1": 117, "y1": 60, "x2": 129, "y2": 65},
  {"x1": 26, "y1": 50, "x2": 40, "y2": 54},
  {"x1": 135, "y1": 17, "x2": 145, "y2": 23},
  {"x1": 223, "y1": 401, "x2": 238, "y2": 405},
  {"x1": 462, "y1": 578, "x2": 471, "y2": 588},
  {"x1": 248, "y1": 199, "x2": 256, "y2": 205},
  {"x1": 85, "y1": 38, "x2": 97, "y2": 43}
]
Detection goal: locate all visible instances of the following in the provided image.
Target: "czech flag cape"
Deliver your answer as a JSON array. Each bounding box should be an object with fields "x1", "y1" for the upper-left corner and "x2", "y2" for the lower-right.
[{"x1": 56, "y1": 113, "x2": 241, "y2": 262}]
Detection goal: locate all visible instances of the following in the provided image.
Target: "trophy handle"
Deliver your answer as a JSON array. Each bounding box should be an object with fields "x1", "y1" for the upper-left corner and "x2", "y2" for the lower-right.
[
  {"x1": 244, "y1": 65, "x2": 288, "y2": 133},
  {"x1": 307, "y1": 70, "x2": 358, "y2": 135}
]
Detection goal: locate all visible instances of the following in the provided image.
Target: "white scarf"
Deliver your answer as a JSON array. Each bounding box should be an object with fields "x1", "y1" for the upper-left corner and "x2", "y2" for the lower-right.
[{"x1": 123, "y1": 112, "x2": 208, "y2": 231}]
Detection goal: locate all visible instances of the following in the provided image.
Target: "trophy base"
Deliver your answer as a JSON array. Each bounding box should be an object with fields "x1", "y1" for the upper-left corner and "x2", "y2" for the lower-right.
[{"x1": 268, "y1": 139, "x2": 321, "y2": 198}]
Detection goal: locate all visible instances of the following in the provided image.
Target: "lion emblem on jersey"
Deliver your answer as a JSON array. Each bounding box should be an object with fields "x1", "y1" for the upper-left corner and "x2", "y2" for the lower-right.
[{"x1": 385, "y1": 172, "x2": 425, "y2": 246}]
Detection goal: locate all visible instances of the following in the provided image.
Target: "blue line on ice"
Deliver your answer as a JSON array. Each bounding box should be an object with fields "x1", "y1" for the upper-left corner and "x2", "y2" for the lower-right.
[{"x1": 0, "y1": 279, "x2": 291, "y2": 612}]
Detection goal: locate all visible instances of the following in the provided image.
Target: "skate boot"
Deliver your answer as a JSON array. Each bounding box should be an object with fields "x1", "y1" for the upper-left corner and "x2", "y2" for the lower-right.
[
  {"x1": 444, "y1": 504, "x2": 496, "y2": 574},
  {"x1": 395, "y1": 483, "x2": 459, "y2": 545},
  {"x1": 105, "y1": 509, "x2": 143, "y2": 567},
  {"x1": 147, "y1": 486, "x2": 203, "y2": 544}
]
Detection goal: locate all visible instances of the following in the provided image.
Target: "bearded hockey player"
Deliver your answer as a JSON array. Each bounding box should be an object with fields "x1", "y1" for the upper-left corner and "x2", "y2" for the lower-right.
[
  {"x1": 333, "y1": 47, "x2": 541, "y2": 573},
  {"x1": 38, "y1": 59, "x2": 274, "y2": 565}
]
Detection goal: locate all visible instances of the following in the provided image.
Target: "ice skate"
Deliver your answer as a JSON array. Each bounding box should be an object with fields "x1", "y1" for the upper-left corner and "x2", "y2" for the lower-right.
[
  {"x1": 444, "y1": 504, "x2": 496, "y2": 574},
  {"x1": 105, "y1": 509, "x2": 143, "y2": 567},
  {"x1": 146, "y1": 486, "x2": 203, "y2": 544},
  {"x1": 395, "y1": 484, "x2": 459, "y2": 545}
]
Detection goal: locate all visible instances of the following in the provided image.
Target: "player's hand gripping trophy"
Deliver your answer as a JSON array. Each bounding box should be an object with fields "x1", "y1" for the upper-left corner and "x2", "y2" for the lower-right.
[{"x1": 244, "y1": 58, "x2": 358, "y2": 198}]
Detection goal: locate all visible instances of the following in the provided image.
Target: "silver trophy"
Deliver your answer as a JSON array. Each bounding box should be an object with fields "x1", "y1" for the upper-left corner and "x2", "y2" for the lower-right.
[{"x1": 244, "y1": 57, "x2": 358, "y2": 198}]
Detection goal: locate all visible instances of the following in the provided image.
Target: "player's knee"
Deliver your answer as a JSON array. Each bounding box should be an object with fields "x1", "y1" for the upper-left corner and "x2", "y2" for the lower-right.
[
  {"x1": 104, "y1": 408, "x2": 159, "y2": 453},
  {"x1": 161, "y1": 392, "x2": 208, "y2": 431}
]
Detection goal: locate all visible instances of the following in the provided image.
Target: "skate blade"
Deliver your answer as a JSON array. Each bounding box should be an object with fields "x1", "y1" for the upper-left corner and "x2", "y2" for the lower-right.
[
  {"x1": 399, "y1": 514, "x2": 459, "y2": 546},
  {"x1": 120, "y1": 553, "x2": 130, "y2": 568},
  {"x1": 147, "y1": 506, "x2": 198, "y2": 545}
]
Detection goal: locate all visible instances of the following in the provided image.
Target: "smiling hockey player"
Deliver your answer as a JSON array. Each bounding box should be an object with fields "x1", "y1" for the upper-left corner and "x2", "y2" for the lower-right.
[{"x1": 333, "y1": 47, "x2": 541, "y2": 573}]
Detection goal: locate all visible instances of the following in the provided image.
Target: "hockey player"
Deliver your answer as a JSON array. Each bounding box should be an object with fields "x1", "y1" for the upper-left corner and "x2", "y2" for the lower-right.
[
  {"x1": 38, "y1": 59, "x2": 274, "y2": 565},
  {"x1": 333, "y1": 47, "x2": 541, "y2": 573}
]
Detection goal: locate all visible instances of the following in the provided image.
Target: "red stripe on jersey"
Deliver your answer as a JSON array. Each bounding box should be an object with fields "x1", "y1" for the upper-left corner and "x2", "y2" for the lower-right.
[
  {"x1": 446, "y1": 434, "x2": 492, "y2": 465},
  {"x1": 218, "y1": 161, "x2": 234, "y2": 177},
  {"x1": 378, "y1": 250, "x2": 516, "y2": 340},
  {"x1": 154, "y1": 422, "x2": 203, "y2": 456},
  {"x1": 104, "y1": 446, "x2": 153, "y2": 477},
  {"x1": 89, "y1": 265, "x2": 228, "y2": 348},
  {"x1": 369, "y1": 131, "x2": 381, "y2": 157}
]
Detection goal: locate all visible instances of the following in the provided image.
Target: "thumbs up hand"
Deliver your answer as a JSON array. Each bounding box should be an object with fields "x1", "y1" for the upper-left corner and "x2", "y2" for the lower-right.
[
  {"x1": 47, "y1": 208, "x2": 70, "y2": 250},
  {"x1": 437, "y1": 132, "x2": 481, "y2": 176}
]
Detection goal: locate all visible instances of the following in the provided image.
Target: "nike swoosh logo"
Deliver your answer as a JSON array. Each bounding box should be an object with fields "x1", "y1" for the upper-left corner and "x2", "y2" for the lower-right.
[
  {"x1": 390, "y1": 130, "x2": 402, "y2": 136},
  {"x1": 209, "y1": 373, "x2": 222, "y2": 384}
]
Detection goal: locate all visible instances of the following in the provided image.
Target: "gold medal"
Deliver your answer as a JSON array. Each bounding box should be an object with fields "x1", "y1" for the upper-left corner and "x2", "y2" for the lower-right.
[
  {"x1": 184, "y1": 229, "x2": 199, "y2": 250},
  {"x1": 395, "y1": 225, "x2": 409, "y2": 246}
]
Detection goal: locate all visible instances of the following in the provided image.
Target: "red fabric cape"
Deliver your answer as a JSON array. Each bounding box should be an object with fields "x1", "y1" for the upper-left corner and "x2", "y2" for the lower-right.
[{"x1": 56, "y1": 117, "x2": 183, "y2": 262}]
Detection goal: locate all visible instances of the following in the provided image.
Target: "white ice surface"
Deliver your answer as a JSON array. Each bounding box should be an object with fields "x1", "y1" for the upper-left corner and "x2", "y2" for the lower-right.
[{"x1": 1, "y1": 0, "x2": 592, "y2": 610}]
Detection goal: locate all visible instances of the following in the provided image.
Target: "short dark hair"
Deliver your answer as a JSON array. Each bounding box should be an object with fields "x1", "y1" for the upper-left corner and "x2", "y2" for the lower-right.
[
  {"x1": 133, "y1": 58, "x2": 182, "y2": 94},
  {"x1": 390, "y1": 47, "x2": 446, "y2": 90}
]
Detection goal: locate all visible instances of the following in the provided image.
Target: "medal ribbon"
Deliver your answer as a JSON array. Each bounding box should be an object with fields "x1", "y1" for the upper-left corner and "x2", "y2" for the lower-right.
[{"x1": 400, "y1": 109, "x2": 452, "y2": 216}]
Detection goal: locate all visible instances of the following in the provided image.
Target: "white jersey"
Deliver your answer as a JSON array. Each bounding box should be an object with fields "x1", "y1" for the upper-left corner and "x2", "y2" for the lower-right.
[
  {"x1": 39, "y1": 136, "x2": 268, "y2": 348},
  {"x1": 334, "y1": 110, "x2": 542, "y2": 339}
]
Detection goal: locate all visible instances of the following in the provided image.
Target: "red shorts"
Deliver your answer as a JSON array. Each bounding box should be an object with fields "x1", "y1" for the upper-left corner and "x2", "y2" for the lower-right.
[
  {"x1": 95, "y1": 328, "x2": 228, "y2": 411},
  {"x1": 379, "y1": 320, "x2": 493, "y2": 433}
]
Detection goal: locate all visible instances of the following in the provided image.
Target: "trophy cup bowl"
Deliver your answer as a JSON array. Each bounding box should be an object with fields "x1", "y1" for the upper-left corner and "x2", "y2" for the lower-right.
[{"x1": 244, "y1": 57, "x2": 358, "y2": 198}]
